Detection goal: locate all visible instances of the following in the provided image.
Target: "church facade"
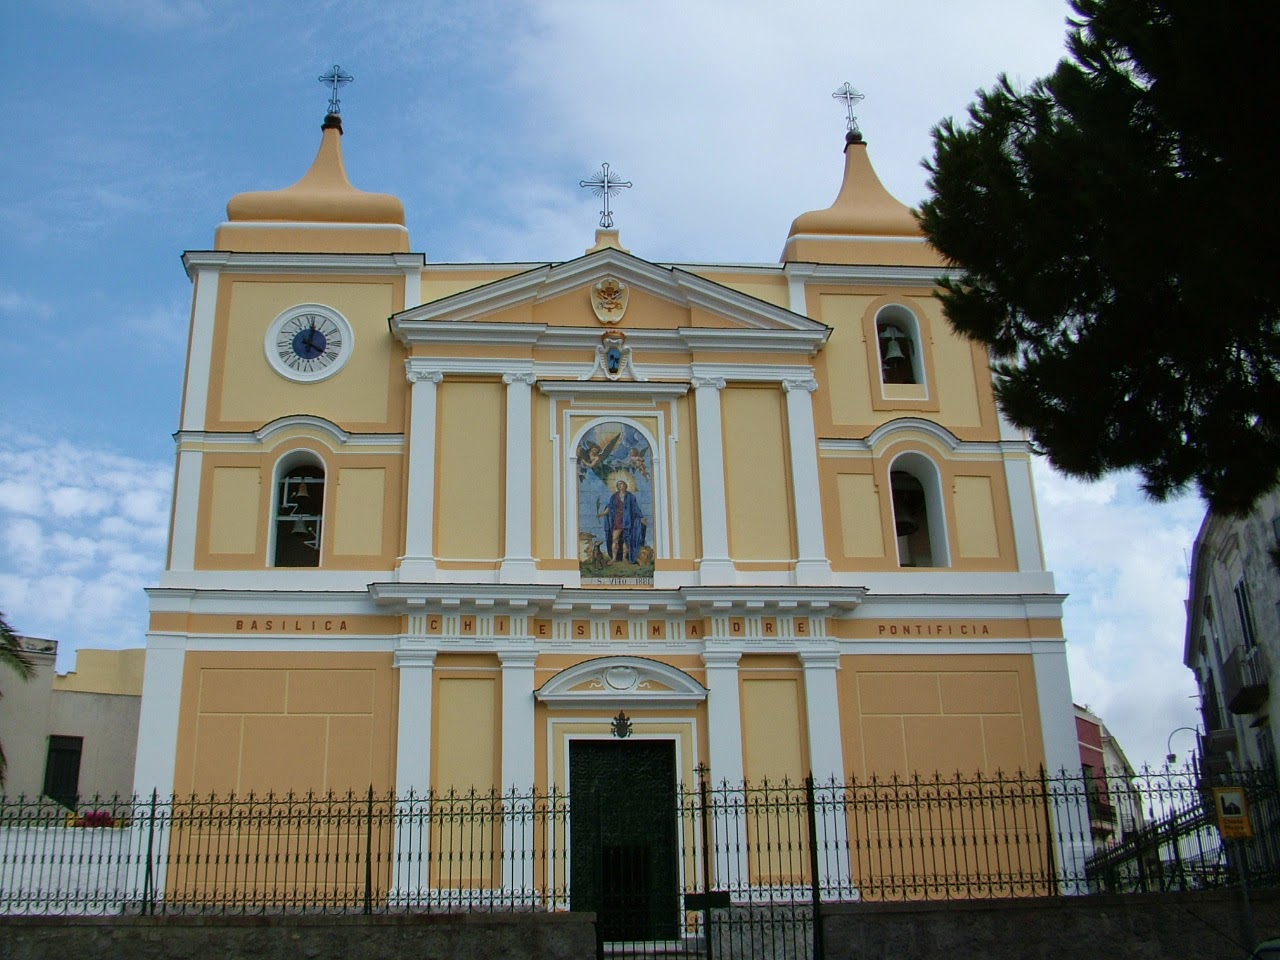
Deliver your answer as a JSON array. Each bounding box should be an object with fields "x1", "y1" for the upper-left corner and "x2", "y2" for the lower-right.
[{"x1": 132, "y1": 104, "x2": 1076, "y2": 835}]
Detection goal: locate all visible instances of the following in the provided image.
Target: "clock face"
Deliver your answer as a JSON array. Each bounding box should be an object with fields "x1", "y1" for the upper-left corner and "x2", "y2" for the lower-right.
[{"x1": 265, "y1": 306, "x2": 354, "y2": 382}]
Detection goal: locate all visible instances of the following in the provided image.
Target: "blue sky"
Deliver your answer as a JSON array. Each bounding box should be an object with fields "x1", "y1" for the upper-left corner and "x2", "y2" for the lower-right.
[{"x1": 0, "y1": 0, "x2": 1205, "y2": 767}]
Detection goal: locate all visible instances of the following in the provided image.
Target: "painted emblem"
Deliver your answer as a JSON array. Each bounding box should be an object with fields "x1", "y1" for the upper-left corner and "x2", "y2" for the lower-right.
[
  {"x1": 611, "y1": 711, "x2": 633, "y2": 739},
  {"x1": 584, "y1": 330, "x2": 642, "y2": 382},
  {"x1": 591, "y1": 276, "x2": 629, "y2": 324}
]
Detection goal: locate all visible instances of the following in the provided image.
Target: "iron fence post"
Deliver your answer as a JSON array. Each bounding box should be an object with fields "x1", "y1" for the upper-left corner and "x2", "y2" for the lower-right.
[
  {"x1": 697, "y1": 765, "x2": 714, "y2": 960},
  {"x1": 142, "y1": 788, "x2": 157, "y2": 915},
  {"x1": 805, "y1": 774, "x2": 824, "y2": 960},
  {"x1": 364, "y1": 786, "x2": 374, "y2": 915},
  {"x1": 1039, "y1": 766, "x2": 1059, "y2": 895}
]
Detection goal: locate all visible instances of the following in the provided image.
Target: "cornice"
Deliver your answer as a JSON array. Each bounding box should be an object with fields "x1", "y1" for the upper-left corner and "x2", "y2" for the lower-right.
[
  {"x1": 536, "y1": 655, "x2": 709, "y2": 709},
  {"x1": 537, "y1": 381, "x2": 689, "y2": 399},
  {"x1": 677, "y1": 328, "x2": 826, "y2": 354},
  {"x1": 389, "y1": 248, "x2": 828, "y2": 341},
  {"x1": 787, "y1": 262, "x2": 956, "y2": 288},
  {"x1": 365, "y1": 583, "x2": 865, "y2": 617},
  {"x1": 392, "y1": 320, "x2": 547, "y2": 347},
  {"x1": 182, "y1": 250, "x2": 424, "y2": 279},
  {"x1": 173, "y1": 418, "x2": 404, "y2": 449}
]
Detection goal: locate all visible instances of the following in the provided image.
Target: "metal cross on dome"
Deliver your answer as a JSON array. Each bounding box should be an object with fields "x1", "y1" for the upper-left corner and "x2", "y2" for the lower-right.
[
  {"x1": 319, "y1": 65, "x2": 354, "y2": 115},
  {"x1": 832, "y1": 82, "x2": 865, "y2": 135},
  {"x1": 579, "y1": 163, "x2": 632, "y2": 229}
]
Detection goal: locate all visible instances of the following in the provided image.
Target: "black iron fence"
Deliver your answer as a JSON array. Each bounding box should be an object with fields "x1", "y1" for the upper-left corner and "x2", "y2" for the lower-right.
[{"x1": 2, "y1": 765, "x2": 1277, "y2": 937}]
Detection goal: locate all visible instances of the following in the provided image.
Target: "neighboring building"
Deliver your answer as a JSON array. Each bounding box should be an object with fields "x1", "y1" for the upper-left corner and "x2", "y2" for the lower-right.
[
  {"x1": 0, "y1": 637, "x2": 143, "y2": 803},
  {"x1": 1075, "y1": 703, "x2": 1145, "y2": 852},
  {"x1": 131, "y1": 95, "x2": 1080, "y2": 910},
  {"x1": 1184, "y1": 489, "x2": 1280, "y2": 773}
]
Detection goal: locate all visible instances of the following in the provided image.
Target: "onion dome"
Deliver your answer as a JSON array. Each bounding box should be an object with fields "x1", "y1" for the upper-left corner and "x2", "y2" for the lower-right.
[
  {"x1": 782, "y1": 131, "x2": 938, "y2": 267},
  {"x1": 216, "y1": 114, "x2": 408, "y2": 253}
]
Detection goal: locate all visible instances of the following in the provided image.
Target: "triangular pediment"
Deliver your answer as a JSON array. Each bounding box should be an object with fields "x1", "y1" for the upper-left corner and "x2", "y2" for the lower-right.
[{"x1": 391, "y1": 248, "x2": 829, "y2": 352}]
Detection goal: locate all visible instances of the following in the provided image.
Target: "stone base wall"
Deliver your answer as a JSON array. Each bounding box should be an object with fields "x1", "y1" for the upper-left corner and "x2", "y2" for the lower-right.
[
  {"x1": 0, "y1": 912, "x2": 596, "y2": 960},
  {"x1": 822, "y1": 891, "x2": 1280, "y2": 960}
]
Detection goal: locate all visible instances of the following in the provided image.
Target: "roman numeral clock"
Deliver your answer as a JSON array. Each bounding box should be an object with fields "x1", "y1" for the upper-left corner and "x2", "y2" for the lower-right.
[{"x1": 264, "y1": 304, "x2": 354, "y2": 382}]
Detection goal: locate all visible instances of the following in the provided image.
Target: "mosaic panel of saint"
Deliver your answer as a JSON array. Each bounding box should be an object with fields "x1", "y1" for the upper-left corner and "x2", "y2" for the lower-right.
[{"x1": 576, "y1": 421, "x2": 654, "y2": 585}]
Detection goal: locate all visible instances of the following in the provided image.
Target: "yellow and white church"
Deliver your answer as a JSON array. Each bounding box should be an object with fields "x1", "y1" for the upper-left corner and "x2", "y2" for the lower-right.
[{"x1": 132, "y1": 98, "x2": 1076, "y2": 825}]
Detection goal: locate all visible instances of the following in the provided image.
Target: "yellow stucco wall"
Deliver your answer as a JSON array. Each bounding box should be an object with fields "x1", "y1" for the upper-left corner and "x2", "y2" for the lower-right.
[
  {"x1": 331, "y1": 467, "x2": 387, "y2": 557},
  {"x1": 819, "y1": 437, "x2": 1018, "y2": 572},
  {"x1": 741, "y1": 674, "x2": 807, "y2": 783},
  {"x1": 208, "y1": 276, "x2": 403, "y2": 432},
  {"x1": 837, "y1": 654, "x2": 1045, "y2": 778},
  {"x1": 53, "y1": 648, "x2": 146, "y2": 696},
  {"x1": 433, "y1": 675, "x2": 499, "y2": 793},
  {"x1": 436, "y1": 379, "x2": 504, "y2": 560},
  {"x1": 172, "y1": 651, "x2": 398, "y2": 796},
  {"x1": 721, "y1": 386, "x2": 795, "y2": 561},
  {"x1": 810, "y1": 290, "x2": 996, "y2": 440},
  {"x1": 207, "y1": 466, "x2": 262, "y2": 556},
  {"x1": 196, "y1": 443, "x2": 404, "y2": 569}
]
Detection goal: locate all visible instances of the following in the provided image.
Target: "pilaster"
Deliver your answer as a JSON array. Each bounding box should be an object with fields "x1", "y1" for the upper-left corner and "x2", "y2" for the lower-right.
[
  {"x1": 783, "y1": 377, "x2": 832, "y2": 584},
  {"x1": 399, "y1": 364, "x2": 442, "y2": 580},
  {"x1": 501, "y1": 371, "x2": 538, "y2": 583},
  {"x1": 692, "y1": 375, "x2": 735, "y2": 582}
]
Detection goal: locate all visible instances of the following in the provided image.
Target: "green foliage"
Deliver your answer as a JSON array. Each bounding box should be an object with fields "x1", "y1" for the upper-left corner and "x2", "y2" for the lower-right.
[
  {"x1": 1, "y1": 611, "x2": 36, "y2": 788},
  {"x1": 919, "y1": 0, "x2": 1280, "y2": 514}
]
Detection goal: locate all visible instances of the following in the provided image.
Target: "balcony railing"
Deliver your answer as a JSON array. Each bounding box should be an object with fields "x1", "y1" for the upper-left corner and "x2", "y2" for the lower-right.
[{"x1": 1225, "y1": 645, "x2": 1270, "y2": 714}]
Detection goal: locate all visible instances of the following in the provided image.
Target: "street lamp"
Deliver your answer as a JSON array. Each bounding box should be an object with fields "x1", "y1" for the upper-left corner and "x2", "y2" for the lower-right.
[{"x1": 1166, "y1": 726, "x2": 1199, "y2": 765}]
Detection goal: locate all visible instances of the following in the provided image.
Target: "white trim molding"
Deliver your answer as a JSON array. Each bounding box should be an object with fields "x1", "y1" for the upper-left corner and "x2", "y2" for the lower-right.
[{"x1": 536, "y1": 656, "x2": 708, "y2": 709}]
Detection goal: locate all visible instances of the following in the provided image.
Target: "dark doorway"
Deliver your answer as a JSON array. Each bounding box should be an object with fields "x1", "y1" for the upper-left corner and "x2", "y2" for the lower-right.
[
  {"x1": 570, "y1": 739, "x2": 680, "y2": 943},
  {"x1": 43, "y1": 735, "x2": 83, "y2": 810}
]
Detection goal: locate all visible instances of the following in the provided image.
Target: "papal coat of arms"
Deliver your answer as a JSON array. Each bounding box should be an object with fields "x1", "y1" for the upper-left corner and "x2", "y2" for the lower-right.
[{"x1": 591, "y1": 276, "x2": 629, "y2": 324}]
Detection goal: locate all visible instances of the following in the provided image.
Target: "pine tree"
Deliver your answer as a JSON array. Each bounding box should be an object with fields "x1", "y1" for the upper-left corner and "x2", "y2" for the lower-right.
[{"x1": 918, "y1": 0, "x2": 1280, "y2": 514}]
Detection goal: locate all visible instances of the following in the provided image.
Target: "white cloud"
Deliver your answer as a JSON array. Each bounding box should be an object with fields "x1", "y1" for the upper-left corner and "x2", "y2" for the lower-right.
[
  {"x1": 118, "y1": 301, "x2": 189, "y2": 352},
  {"x1": 1034, "y1": 459, "x2": 1206, "y2": 768},
  {"x1": 0, "y1": 430, "x2": 170, "y2": 667},
  {"x1": 0, "y1": 286, "x2": 54, "y2": 319}
]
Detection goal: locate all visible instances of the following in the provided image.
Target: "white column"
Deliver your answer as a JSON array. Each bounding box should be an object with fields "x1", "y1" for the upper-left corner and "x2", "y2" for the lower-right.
[
  {"x1": 499, "y1": 648, "x2": 538, "y2": 790},
  {"x1": 799, "y1": 647, "x2": 852, "y2": 897},
  {"x1": 501, "y1": 372, "x2": 538, "y2": 583},
  {"x1": 179, "y1": 266, "x2": 219, "y2": 432},
  {"x1": 400, "y1": 364, "x2": 442, "y2": 581},
  {"x1": 783, "y1": 378, "x2": 832, "y2": 585},
  {"x1": 1004, "y1": 456, "x2": 1046, "y2": 572},
  {"x1": 799, "y1": 648, "x2": 845, "y2": 782},
  {"x1": 703, "y1": 649, "x2": 745, "y2": 783},
  {"x1": 783, "y1": 263, "x2": 815, "y2": 318},
  {"x1": 403, "y1": 265, "x2": 423, "y2": 310},
  {"x1": 702, "y1": 648, "x2": 749, "y2": 894},
  {"x1": 132, "y1": 636, "x2": 187, "y2": 798},
  {"x1": 394, "y1": 648, "x2": 437, "y2": 797},
  {"x1": 167, "y1": 449, "x2": 203, "y2": 571},
  {"x1": 392, "y1": 644, "x2": 436, "y2": 903},
  {"x1": 1033, "y1": 640, "x2": 1090, "y2": 894},
  {"x1": 131, "y1": 634, "x2": 187, "y2": 905},
  {"x1": 692, "y1": 375, "x2": 735, "y2": 581},
  {"x1": 499, "y1": 648, "x2": 538, "y2": 899}
]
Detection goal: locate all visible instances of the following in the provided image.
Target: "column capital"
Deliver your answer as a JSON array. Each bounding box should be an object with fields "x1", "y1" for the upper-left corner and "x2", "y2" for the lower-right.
[
  {"x1": 498, "y1": 647, "x2": 539, "y2": 668},
  {"x1": 405, "y1": 362, "x2": 444, "y2": 384},
  {"x1": 797, "y1": 646, "x2": 841, "y2": 670},
  {"x1": 701, "y1": 648, "x2": 742, "y2": 668},
  {"x1": 782, "y1": 377, "x2": 819, "y2": 394},
  {"x1": 393, "y1": 648, "x2": 438, "y2": 669},
  {"x1": 503, "y1": 371, "x2": 538, "y2": 386},
  {"x1": 691, "y1": 375, "x2": 726, "y2": 390}
]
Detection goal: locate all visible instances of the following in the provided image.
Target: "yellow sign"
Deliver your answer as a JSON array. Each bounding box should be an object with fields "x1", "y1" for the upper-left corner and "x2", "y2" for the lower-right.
[{"x1": 1213, "y1": 787, "x2": 1254, "y2": 840}]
